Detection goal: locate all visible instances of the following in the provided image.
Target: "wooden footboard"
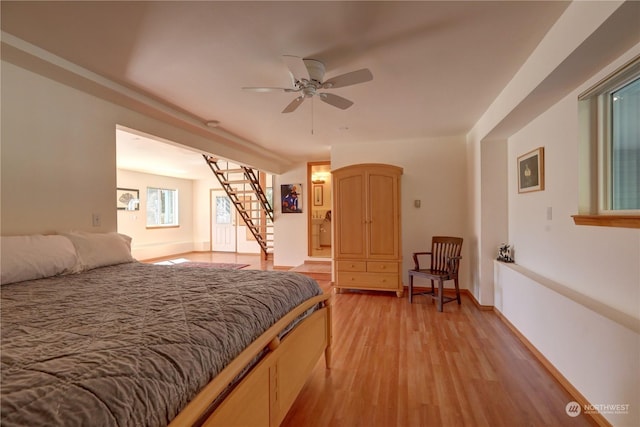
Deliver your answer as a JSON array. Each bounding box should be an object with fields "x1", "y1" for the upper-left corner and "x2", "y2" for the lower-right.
[{"x1": 169, "y1": 293, "x2": 332, "y2": 427}]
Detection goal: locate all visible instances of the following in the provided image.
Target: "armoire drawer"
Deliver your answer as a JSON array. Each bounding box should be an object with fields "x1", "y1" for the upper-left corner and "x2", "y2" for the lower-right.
[
  {"x1": 336, "y1": 272, "x2": 399, "y2": 289},
  {"x1": 366, "y1": 261, "x2": 398, "y2": 273},
  {"x1": 335, "y1": 261, "x2": 366, "y2": 272}
]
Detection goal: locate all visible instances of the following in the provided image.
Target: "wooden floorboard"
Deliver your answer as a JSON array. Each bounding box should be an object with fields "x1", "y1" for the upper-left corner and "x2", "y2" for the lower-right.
[
  {"x1": 143, "y1": 252, "x2": 597, "y2": 426},
  {"x1": 282, "y1": 289, "x2": 598, "y2": 427}
]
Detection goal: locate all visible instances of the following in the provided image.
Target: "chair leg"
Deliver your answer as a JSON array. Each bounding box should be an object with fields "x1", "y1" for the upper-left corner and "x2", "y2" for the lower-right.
[
  {"x1": 430, "y1": 279, "x2": 435, "y2": 296},
  {"x1": 437, "y1": 279, "x2": 444, "y2": 312},
  {"x1": 454, "y1": 278, "x2": 461, "y2": 305},
  {"x1": 409, "y1": 274, "x2": 413, "y2": 303}
]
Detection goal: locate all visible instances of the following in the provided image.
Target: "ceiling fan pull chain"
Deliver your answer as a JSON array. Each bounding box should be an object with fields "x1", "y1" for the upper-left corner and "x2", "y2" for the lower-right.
[{"x1": 311, "y1": 97, "x2": 314, "y2": 135}]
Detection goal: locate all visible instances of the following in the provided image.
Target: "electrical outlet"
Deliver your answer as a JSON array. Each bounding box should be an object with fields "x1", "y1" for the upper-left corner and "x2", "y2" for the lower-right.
[{"x1": 92, "y1": 213, "x2": 101, "y2": 227}]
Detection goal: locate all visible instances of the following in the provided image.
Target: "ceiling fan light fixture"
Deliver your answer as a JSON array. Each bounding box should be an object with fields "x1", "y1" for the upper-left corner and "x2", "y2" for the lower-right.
[{"x1": 302, "y1": 59, "x2": 325, "y2": 83}]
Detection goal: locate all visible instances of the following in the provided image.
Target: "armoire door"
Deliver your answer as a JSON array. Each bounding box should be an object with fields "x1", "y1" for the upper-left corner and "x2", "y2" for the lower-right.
[
  {"x1": 367, "y1": 171, "x2": 400, "y2": 259},
  {"x1": 334, "y1": 170, "x2": 366, "y2": 259}
]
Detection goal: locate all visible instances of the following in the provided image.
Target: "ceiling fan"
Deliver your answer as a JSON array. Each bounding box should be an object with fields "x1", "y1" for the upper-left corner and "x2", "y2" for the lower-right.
[{"x1": 243, "y1": 55, "x2": 373, "y2": 113}]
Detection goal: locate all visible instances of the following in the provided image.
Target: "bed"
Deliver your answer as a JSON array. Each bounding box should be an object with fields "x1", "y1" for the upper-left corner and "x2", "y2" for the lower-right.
[{"x1": 1, "y1": 233, "x2": 332, "y2": 427}]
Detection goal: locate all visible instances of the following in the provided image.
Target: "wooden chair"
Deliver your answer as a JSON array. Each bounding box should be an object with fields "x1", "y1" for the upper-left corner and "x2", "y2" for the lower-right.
[{"x1": 408, "y1": 236, "x2": 463, "y2": 311}]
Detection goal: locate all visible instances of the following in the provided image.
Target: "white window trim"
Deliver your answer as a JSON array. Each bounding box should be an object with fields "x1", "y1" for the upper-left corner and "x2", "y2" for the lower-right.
[
  {"x1": 574, "y1": 55, "x2": 640, "y2": 228},
  {"x1": 146, "y1": 187, "x2": 179, "y2": 227}
]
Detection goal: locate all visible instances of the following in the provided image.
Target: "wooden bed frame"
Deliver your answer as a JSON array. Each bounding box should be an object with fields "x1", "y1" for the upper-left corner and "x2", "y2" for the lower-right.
[{"x1": 169, "y1": 293, "x2": 332, "y2": 427}]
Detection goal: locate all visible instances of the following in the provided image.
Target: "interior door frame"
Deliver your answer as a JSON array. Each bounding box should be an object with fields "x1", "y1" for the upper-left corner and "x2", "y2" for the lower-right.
[{"x1": 307, "y1": 161, "x2": 331, "y2": 257}]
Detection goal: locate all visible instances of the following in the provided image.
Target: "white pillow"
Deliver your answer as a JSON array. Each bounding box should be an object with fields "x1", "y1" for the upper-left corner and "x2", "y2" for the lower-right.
[
  {"x1": 1, "y1": 234, "x2": 79, "y2": 285},
  {"x1": 62, "y1": 231, "x2": 135, "y2": 271}
]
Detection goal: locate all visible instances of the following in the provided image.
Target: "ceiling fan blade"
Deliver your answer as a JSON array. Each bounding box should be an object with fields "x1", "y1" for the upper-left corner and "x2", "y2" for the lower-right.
[
  {"x1": 282, "y1": 96, "x2": 305, "y2": 113},
  {"x1": 322, "y1": 68, "x2": 373, "y2": 89},
  {"x1": 319, "y1": 93, "x2": 354, "y2": 110},
  {"x1": 282, "y1": 55, "x2": 309, "y2": 83},
  {"x1": 242, "y1": 87, "x2": 297, "y2": 93}
]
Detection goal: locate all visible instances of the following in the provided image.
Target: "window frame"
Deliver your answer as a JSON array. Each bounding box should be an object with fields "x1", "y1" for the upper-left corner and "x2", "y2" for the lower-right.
[
  {"x1": 574, "y1": 55, "x2": 640, "y2": 229},
  {"x1": 146, "y1": 187, "x2": 179, "y2": 228}
]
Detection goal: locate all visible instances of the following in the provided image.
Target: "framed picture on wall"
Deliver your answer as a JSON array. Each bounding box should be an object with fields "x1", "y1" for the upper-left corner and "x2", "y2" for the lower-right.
[
  {"x1": 117, "y1": 188, "x2": 139, "y2": 210},
  {"x1": 313, "y1": 185, "x2": 323, "y2": 206},
  {"x1": 281, "y1": 184, "x2": 302, "y2": 213},
  {"x1": 517, "y1": 147, "x2": 544, "y2": 193}
]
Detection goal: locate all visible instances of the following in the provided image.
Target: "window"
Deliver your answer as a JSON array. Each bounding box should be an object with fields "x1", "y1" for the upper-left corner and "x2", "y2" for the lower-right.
[
  {"x1": 575, "y1": 56, "x2": 640, "y2": 228},
  {"x1": 215, "y1": 196, "x2": 231, "y2": 224},
  {"x1": 147, "y1": 187, "x2": 179, "y2": 227},
  {"x1": 611, "y1": 78, "x2": 639, "y2": 210}
]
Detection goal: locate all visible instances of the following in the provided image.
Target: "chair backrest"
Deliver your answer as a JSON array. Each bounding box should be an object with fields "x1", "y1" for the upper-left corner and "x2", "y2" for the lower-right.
[{"x1": 431, "y1": 236, "x2": 463, "y2": 275}]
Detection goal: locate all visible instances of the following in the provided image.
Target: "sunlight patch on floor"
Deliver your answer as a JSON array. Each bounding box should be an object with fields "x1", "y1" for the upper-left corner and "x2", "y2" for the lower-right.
[{"x1": 153, "y1": 258, "x2": 190, "y2": 265}]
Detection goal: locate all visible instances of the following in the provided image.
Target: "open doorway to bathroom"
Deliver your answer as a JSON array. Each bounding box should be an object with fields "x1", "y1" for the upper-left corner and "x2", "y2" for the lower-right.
[{"x1": 307, "y1": 161, "x2": 332, "y2": 258}]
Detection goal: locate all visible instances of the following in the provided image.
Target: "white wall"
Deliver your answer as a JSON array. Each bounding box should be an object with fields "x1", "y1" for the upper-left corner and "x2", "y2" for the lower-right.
[
  {"x1": 466, "y1": 0, "x2": 638, "y2": 307},
  {"x1": 1, "y1": 61, "x2": 117, "y2": 235},
  {"x1": 508, "y1": 82, "x2": 639, "y2": 319},
  {"x1": 331, "y1": 137, "x2": 469, "y2": 288},
  {"x1": 465, "y1": 3, "x2": 640, "y2": 424},
  {"x1": 0, "y1": 59, "x2": 285, "y2": 238},
  {"x1": 500, "y1": 55, "x2": 640, "y2": 426},
  {"x1": 495, "y1": 262, "x2": 639, "y2": 427},
  {"x1": 116, "y1": 169, "x2": 195, "y2": 260},
  {"x1": 479, "y1": 139, "x2": 508, "y2": 305},
  {"x1": 273, "y1": 163, "x2": 309, "y2": 267},
  {"x1": 468, "y1": 10, "x2": 640, "y2": 426}
]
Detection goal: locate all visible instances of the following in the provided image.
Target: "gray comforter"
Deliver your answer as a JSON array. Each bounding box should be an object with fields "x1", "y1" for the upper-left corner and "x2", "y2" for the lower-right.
[{"x1": 1, "y1": 262, "x2": 322, "y2": 427}]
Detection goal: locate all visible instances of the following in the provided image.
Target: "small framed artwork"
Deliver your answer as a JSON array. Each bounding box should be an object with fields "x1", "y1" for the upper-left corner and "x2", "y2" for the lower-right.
[
  {"x1": 517, "y1": 147, "x2": 544, "y2": 193},
  {"x1": 117, "y1": 188, "x2": 139, "y2": 210},
  {"x1": 281, "y1": 184, "x2": 302, "y2": 213},
  {"x1": 313, "y1": 185, "x2": 323, "y2": 206}
]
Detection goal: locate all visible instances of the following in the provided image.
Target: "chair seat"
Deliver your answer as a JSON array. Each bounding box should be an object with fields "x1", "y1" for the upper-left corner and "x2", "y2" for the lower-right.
[{"x1": 409, "y1": 269, "x2": 451, "y2": 280}]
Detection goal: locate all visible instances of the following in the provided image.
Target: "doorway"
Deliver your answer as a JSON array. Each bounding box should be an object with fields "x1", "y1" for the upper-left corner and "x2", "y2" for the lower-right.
[
  {"x1": 210, "y1": 190, "x2": 236, "y2": 252},
  {"x1": 307, "y1": 161, "x2": 332, "y2": 258}
]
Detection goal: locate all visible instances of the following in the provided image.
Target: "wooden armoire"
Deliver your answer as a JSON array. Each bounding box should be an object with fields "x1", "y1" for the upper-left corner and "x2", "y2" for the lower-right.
[{"x1": 332, "y1": 163, "x2": 403, "y2": 297}]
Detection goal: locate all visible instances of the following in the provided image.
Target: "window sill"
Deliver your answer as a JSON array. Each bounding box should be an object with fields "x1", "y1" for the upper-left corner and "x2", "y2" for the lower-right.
[
  {"x1": 146, "y1": 225, "x2": 180, "y2": 230},
  {"x1": 571, "y1": 215, "x2": 640, "y2": 229}
]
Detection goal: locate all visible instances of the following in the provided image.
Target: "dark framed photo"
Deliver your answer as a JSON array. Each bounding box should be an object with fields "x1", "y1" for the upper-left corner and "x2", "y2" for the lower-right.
[
  {"x1": 117, "y1": 187, "x2": 139, "y2": 210},
  {"x1": 517, "y1": 147, "x2": 544, "y2": 193},
  {"x1": 281, "y1": 184, "x2": 302, "y2": 213},
  {"x1": 313, "y1": 185, "x2": 323, "y2": 206}
]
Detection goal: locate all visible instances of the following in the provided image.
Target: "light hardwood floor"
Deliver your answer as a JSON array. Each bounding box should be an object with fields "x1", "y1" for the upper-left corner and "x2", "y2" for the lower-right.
[
  {"x1": 282, "y1": 289, "x2": 597, "y2": 427},
  {"x1": 146, "y1": 252, "x2": 597, "y2": 427}
]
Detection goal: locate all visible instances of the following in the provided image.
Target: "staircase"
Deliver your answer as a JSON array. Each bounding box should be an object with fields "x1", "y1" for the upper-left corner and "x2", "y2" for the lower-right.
[{"x1": 203, "y1": 155, "x2": 274, "y2": 258}]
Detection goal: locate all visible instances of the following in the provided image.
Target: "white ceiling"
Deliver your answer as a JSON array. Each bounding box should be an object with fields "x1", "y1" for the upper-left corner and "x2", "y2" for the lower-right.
[
  {"x1": 2, "y1": 1, "x2": 571, "y2": 172},
  {"x1": 116, "y1": 127, "x2": 219, "y2": 180}
]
